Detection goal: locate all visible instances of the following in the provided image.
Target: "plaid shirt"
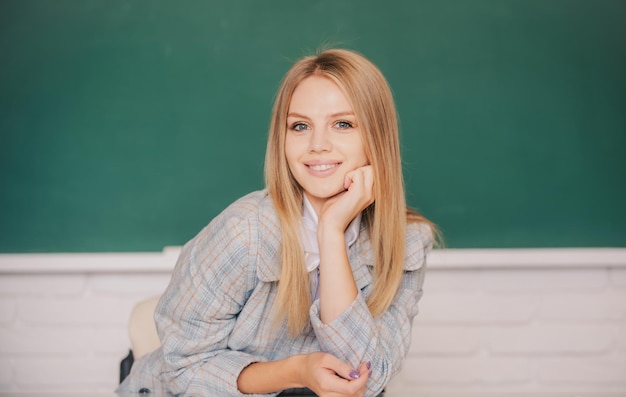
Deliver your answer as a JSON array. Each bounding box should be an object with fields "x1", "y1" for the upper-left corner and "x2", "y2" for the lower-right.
[{"x1": 117, "y1": 190, "x2": 432, "y2": 396}]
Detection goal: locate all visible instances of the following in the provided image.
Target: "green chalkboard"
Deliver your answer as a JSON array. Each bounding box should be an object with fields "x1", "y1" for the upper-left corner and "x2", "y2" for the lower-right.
[{"x1": 1, "y1": 1, "x2": 625, "y2": 252}]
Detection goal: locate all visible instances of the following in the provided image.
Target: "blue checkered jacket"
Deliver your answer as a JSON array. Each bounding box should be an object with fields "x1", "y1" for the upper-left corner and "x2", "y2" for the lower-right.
[{"x1": 117, "y1": 190, "x2": 431, "y2": 396}]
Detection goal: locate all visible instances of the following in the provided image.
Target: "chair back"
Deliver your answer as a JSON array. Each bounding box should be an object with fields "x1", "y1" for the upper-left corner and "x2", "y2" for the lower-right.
[{"x1": 129, "y1": 295, "x2": 161, "y2": 359}]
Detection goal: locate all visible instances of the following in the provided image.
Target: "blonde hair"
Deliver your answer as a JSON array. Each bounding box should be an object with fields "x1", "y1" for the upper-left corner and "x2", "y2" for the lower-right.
[{"x1": 265, "y1": 48, "x2": 433, "y2": 335}]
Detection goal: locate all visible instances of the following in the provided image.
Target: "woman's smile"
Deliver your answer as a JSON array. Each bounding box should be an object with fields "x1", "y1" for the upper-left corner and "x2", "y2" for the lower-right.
[{"x1": 306, "y1": 161, "x2": 341, "y2": 173}]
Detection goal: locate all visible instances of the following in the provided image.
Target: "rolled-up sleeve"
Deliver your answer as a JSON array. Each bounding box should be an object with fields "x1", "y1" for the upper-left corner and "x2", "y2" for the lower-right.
[{"x1": 309, "y1": 224, "x2": 431, "y2": 396}]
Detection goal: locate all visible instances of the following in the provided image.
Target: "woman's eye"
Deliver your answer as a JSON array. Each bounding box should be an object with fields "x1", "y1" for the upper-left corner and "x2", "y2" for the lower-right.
[
  {"x1": 290, "y1": 122, "x2": 309, "y2": 132},
  {"x1": 335, "y1": 120, "x2": 353, "y2": 129}
]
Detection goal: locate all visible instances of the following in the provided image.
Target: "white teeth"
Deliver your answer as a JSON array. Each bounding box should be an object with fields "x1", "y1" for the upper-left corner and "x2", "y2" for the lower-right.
[{"x1": 309, "y1": 164, "x2": 336, "y2": 171}]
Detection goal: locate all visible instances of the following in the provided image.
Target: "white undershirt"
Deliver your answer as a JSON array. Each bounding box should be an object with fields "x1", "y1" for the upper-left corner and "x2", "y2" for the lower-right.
[{"x1": 300, "y1": 194, "x2": 362, "y2": 302}]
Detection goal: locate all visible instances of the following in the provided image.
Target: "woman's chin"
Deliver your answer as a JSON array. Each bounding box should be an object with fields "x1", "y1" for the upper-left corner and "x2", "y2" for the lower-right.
[{"x1": 304, "y1": 186, "x2": 346, "y2": 202}]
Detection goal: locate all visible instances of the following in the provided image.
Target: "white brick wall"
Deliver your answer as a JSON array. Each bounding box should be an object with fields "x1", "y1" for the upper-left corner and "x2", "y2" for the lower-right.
[
  {"x1": 389, "y1": 261, "x2": 626, "y2": 394},
  {"x1": 0, "y1": 249, "x2": 625, "y2": 393},
  {"x1": 0, "y1": 267, "x2": 172, "y2": 392}
]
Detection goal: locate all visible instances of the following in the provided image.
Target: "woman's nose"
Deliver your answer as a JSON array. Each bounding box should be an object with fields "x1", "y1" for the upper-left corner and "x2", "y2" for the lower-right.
[{"x1": 308, "y1": 129, "x2": 331, "y2": 153}]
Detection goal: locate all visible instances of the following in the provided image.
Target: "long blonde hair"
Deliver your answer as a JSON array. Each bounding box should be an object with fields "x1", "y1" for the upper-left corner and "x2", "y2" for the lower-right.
[{"x1": 265, "y1": 48, "x2": 433, "y2": 335}]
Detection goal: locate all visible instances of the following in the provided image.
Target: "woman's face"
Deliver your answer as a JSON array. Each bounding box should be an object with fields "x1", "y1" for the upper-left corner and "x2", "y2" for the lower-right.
[{"x1": 285, "y1": 76, "x2": 369, "y2": 215}]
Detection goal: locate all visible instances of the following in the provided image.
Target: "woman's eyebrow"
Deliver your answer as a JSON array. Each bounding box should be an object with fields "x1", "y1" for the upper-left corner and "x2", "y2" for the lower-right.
[
  {"x1": 287, "y1": 111, "x2": 355, "y2": 119},
  {"x1": 329, "y1": 111, "x2": 356, "y2": 118},
  {"x1": 286, "y1": 112, "x2": 309, "y2": 119}
]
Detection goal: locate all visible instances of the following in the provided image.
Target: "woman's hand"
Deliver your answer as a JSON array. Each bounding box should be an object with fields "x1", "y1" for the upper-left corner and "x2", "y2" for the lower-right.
[
  {"x1": 237, "y1": 353, "x2": 369, "y2": 396},
  {"x1": 318, "y1": 165, "x2": 374, "y2": 234},
  {"x1": 316, "y1": 165, "x2": 374, "y2": 324},
  {"x1": 299, "y1": 352, "x2": 371, "y2": 397}
]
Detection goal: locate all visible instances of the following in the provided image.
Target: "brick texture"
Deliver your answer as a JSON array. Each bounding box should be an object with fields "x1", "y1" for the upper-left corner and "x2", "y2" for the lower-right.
[{"x1": 0, "y1": 251, "x2": 625, "y2": 393}]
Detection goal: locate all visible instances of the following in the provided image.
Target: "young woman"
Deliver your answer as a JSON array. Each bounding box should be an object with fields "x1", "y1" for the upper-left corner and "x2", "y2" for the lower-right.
[{"x1": 117, "y1": 48, "x2": 435, "y2": 397}]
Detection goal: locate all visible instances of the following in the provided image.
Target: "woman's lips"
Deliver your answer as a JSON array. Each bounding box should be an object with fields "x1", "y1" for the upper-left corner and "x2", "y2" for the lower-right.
[{"x1": 305, "y1": 162, "x2": 341, "y2": 176}]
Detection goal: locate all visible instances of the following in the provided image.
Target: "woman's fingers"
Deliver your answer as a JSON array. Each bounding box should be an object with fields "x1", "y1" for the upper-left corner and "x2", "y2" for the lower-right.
[
  {"x1": 319, "y1": 165, "x2": 375, "y2": 232},
  {"x1": 343, "y1": 166, "x2": 374, "y2": 204},
  {"x1": 318, "y1": 353, "x2": 358, "y2": 381},
  {"x1": 356, "y1": 361, "x2": 372, "y2": 378},
  {"x1": 304, "y1": 353, "x2": 371, "y2": 396},
  {"x1": 344, "y1": 165, "x2": 372, "y2": 189}
]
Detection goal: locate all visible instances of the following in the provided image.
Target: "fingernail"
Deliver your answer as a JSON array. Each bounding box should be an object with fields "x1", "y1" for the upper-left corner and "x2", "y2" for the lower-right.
[
  {"x1": 366, "y1": 361, "x2": 371, "y2": 370},
  {"x1": 349, "y1": 370, "x2": 360, "y2": 379}
]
